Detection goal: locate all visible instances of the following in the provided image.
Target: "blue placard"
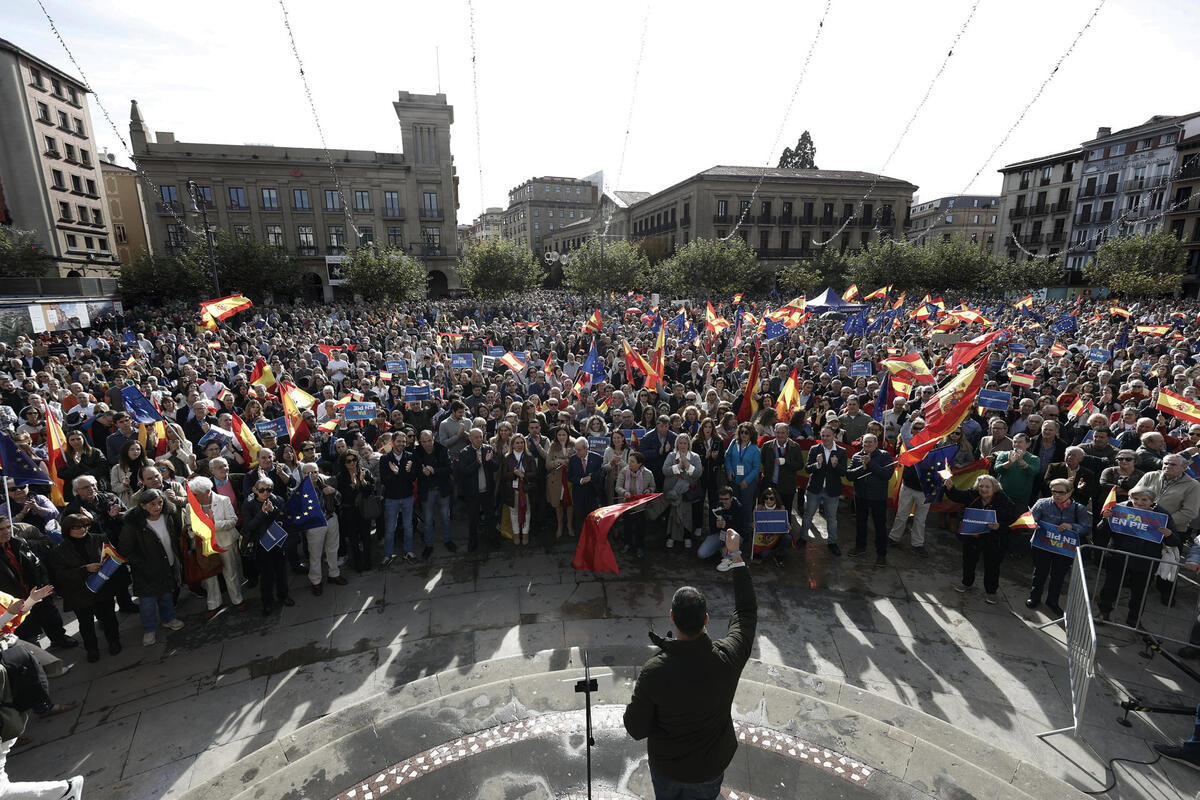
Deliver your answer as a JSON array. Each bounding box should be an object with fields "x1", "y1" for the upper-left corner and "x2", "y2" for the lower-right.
[
  {"x1": 1046, "y1": 306, "x2": 1058, "y2": 315},
  {"x1": 976, "y1": 389, "x2": 1012, "y2": 411},
  {"x1": 1037, "y1": 335, "x2": 1052, "y2": 347},
  {"x1": 1031, "y1": 520, "x2": 1079, "y2": 556},
  {"x1": 754, "y1": 510, "x2": 790, "y2": 535},
  {"x1": 403, "y1": 385, "x2": 431, "y2": 402},
  {"x1": 344, "y1": 401, "x2": 377, "y2": 421},
  {"x1": 1186, "y1": 453, "x2": 1200, "y2": 480},
  {"x1": 386, "y1": 359, "x2": 407, "y2": 374},
  {"x1": 849, "y1": 362, "x2": 872, "y2": 377},
  {"x1": 1008, "y1": 342, "x2": 1027, "y2": 354},
  {"x1": 1088, "y1": 348, "x2": 1111, "y2": 363},
  {"x1": 588, "y1": 436, "x2": 608, "y2": 453},
  {"x1": 255, "y1": 417, "x2": 288, "y2": 438},
  {"x1": 628, "y1": 428, "x2": 647, "y2": 443},
  {"x1": 959, "y1": 508, "x2": 996, "y2": 536},
  {"x1": 260, "y1": 521, "x2": 289, "y2": 551},
  {"x1": 1108, "y1": 504, "x2": 1168, "y2": 544},
  {"x1": 198, "y1": 426, "x2": 234, "y2": 449},
  {"x1": 451, "y1": 353, "x2": 474, "y2": 370},
  {"x1": 487, "y1": 346, "x2": 505, "y2": 357}
]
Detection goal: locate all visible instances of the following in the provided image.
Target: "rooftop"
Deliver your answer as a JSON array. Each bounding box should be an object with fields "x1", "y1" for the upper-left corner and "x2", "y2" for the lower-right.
[
  {"x1": 697, "y1": 165, "x2": 916, "y2": 187},
  {"x1": 0, "y1": 37, "x2": 87, "y2": 90},
  {"x1": 997, "y1": 147, "x2": 1083, "y2": 173}
]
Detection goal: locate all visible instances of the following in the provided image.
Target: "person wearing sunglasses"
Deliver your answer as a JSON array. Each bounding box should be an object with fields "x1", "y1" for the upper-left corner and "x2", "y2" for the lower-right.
[
  {"x1": 1026, "y1": 478, "x2": 1091, "y2": 616},
  {"x1": 1096, "y1": 450, "x2": 1144, "y2": 546},
  {"x1": 241, "y1": 478, "x2": 293, "y2": 615}
]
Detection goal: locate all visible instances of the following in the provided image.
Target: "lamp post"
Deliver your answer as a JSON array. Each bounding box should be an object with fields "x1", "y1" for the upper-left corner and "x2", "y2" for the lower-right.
[{"x1": 187, "y1": 179, "x2": 220, "y2": 295}]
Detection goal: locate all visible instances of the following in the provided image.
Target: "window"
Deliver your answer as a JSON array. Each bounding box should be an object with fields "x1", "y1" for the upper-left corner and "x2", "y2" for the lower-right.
[
  {"x1": 422, "y1": 191, "x2": 438, "y2": 215},
  {"x1": 98, "y1": 237, "x2": 108, "y2": 252},
  {"x1": 51, "y1": 78, "x2": 62, "y2": 96},
  {"x1": 534, "y1": 222, "x2": 540, "y2": 231},
  {"x1": 77, "y1": 204, "x2": 89, "y2": 221},
  {"x1": 1088, "y1": 148, "x2": 1104, "y2": 161},
  {"x1": 296, "y1": 225, "x2": 315, "y2": 253},
  {"x1": 1042, "y1": 166, "x2": 1053, "y2": 183},
  {"x1": 1138, "y1": 138, "x2": 1153, "y2": 151},
  {"x1": 292, "y1": 188, "x2": 311, "y2": 210},
  {"x1": 66, "y1": 234, "x2": 78, "y2": 249},
  {"x1": 421, "y1": 226, "x2": 441, "y2": 247},
  {"x1": 228, "y1": 187, "x2": 248, "y2": 208},
  {"x1": 761, "y1": 201, "x2": 772, "y2": 216},
  {"x1": 359, "y1": 226, "x2": 373, "y2": 244},
  {"x1": 261, "y1": 188, "x2": 280, "y2": 210},
  {"x1": 71, "y1": 175, "x2": 83, "y2": 193},
  {"x1": 533, "y1": 208, "x2": 539, "y2": 217},
  {"x1": 67, "y1": 86, "x2": 78, "y2": 105},
  {"x1": 36, "y1": 102, "x2": 49, "y2": 122},
  {"x1": 29, "y1": 67, "x2": 43, "y2": 88},
  {"x1": 1109, "y1": 143, "x2": 1126, "y2": 157},
  {"x1": 44, "y1": 135, "x2": 57, "y2": 154},
  {"x1": 233, "y1": 225, "x2": 251, "y2": 241},
  {"x1": 354, "y1": 190, "x2": 370, "y2": 211},
  {"x1": 57, "y1": 201, "x2": 71, "y2": 220},
  {"x1": 323, "y1": 189, "x2": 340, "y2": 210},
  {"x1": 384, "y1": 191, "x2": 400, "y2": 216},
  {"x1": 73, "y1": 118, "x2": 83, "y2": 135},
  {"x1": 327, "y1": 225, "x2": 346, "y2": 251},
  {"x1": 972, "y1": 214, "x2": 980, "y2": 224},
  {"x1": 387, "y1": 227, "x2": 404, "y2": 247},
  {"x1": 115, "y1": 224, "x2": 127, "y2": 244},
  {"x1": 50, "y1": 168, "x2": 65, "y2": 189},
  {"x1": 1162, "y1": 133, "x2": 1178, "y2": 145},
  {"x1": 555, "y1": 186, "x2": 561, "y2": 193},
  {"x1": 265, "y1": 225, "x2": 283, "y2": 246},
  {"x1": 195, "y1": 185, "x2": 213, "y2": 207},
  {"x1": 1063, "y1": 162, "x2": 1075, "y2": 182},
  {"x1": 64, "y1": 143, "x2": 76, "y2": 162},
  {"x1": 83, "y1": 236, "x2": 93, "y2": 250},
  {"x1": 945, "y1": 215, "x2": 953, "y2": 224}
]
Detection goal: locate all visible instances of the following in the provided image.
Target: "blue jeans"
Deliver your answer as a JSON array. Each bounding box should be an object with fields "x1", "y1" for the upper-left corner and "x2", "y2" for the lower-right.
[
  {"x1": 801, "y1": 491, "x2": 840, "y2": 543},
  {"x1": 698, "y1": 531, "x2": 725, "y2": 559},
  {"x1": 423, "y1": 489, "x2": 452, "y2": 544},
  {"x1": 736, "y1": 482, "x2": 757, "y2": 557},
  {"x1": 138, "y1": 592, "x2": 176, "y2": 633},
  {"x1": 649, "y1": 763, "x2": 723, "y2": 800},
  {"x1": 383, "y1": 496, "x2": 415, "y2": 556}
]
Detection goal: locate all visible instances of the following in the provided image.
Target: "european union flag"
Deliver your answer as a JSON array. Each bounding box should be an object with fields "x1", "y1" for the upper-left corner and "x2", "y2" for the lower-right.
[
  {"x1": 1115, "y1": 325, "x2": 1129, "y2": 351},
  {"x1": 120, "y1": 386, "x2": 164, "y2": 425},
  {"x1": 282, "y1": 476, "x2": 327, "y2": 532},
  {"x1": 872, "y1": 377, "x2": 891, "y2": 423},
  {"x1": 825, "y1": 353, "x2": 839, "y2": 376},
  {"x1": 0, "y1": 432, "x2": 52, "y2": 486},
  {"x1": 764, "y1": 319, "x2": 786, "y2": 341},
  {"x1": 917, "y1": 443, "x2": 959, "y2": 502},
  {"x1": 667, "y1": 311, "x2": 687, "y2": 330},
  {"x1": 122, "y1": 329, "x2": 136, "y2": 345},
  {"x1": 1051, "y1": 315, "x2": 1078, "y2": 334}
]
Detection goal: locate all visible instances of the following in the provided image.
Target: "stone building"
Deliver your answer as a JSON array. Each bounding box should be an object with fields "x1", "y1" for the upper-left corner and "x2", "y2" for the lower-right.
[
  {"x1": 994, "y1": 148, "x2": 1082, "y2": 264},
  {"x1": 907, "y1": 195, "x2": 999, "y2": 250}
]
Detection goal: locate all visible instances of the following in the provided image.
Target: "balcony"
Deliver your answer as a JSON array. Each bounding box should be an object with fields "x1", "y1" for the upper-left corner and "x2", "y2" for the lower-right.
[
  {"x1": 155, "y1": 201, "x2": 184, "y2": 215},
  {"x1": 756, "y1": 214, "x2": 776, "y2": 226},
  {"x1": 1143, "y1": 174, "x2": 1170, "y2": 190},
  {"x1": 712, "y1": 214, "x2": 733, "y2": 225},
  {"x1": 382, "y1": 206, "x2": 405, "y2": 219},
  {"x1": 1095, "y1": 210, "x2": 1114, "y2": 223},
  {"x1": 326, "y1": 246, "x2": 346, "y2": 255},
  {"x1": 228, "y1": 204, "x2": 250, "y2": 212},
  {"x1": 1023, "y1": 233, "x2": 1044, "y2": 246},
  {"x1": 756, "y1": 247, "x2": 811, "y2": 259},
  {"x1": 1081, "y1": 186, "x2": 1098, "y2": 199},
  {"x1": 1180, "y1": 162, "x2": 1200, "y2": 181},
  {"x1": 1046, "y1": 232, "x2": 1066, "y2": 244},
  {"x1": 419, "y1": 207, "x2": 443, "y2": 220},
  {"x1": 1030, "y1": 204, "x2": 1048, "y2": 215},
  {"x1": 679, "y1": 216, "x2": 691, "y2": 227},
  {"x1": 412, "y1": 244, "x2": 444, "y2": 257},
  {"x1": 297, "y1": 246, "x2": 318, "y2": 256},
  {"x1": 1009, "y1": 207, "x2": 1028, "y2": 219},
  {"x1": 798, "y1": 215, "x2": 816, "y2": 226},
  {"x1": 1051, "y1": 200, "x2": 1072, "y2": 213},
  {"x1": 1019, "y1": 180, "x2": 1030, "y2": 190},
  {"x1": 819, "y1": 215, "x2": 835, "y2": 226},
  {"x1": 778, "y1": 214, "x2": 793, "y2": 226},
  {"x1": 1097, "y1": 182, "x2": 1121, "y2": 197},
  {"x1": 292, "y1": 205, "x2": 313, "y2": 213}
]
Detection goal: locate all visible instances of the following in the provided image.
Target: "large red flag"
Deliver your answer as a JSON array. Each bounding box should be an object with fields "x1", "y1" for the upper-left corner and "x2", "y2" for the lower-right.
[
  {"x1": 737, "y1": 341, "x2": 761, "y2": 423},
  {"x1": 572, "y1": 493, "x2": 662, "y2": 574},
  {"x1": 899, "y1": 358, "x2": 988, "y2": 465}
]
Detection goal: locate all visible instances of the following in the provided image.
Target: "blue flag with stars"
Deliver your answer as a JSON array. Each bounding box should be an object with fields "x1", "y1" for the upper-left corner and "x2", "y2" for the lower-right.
[
  {"x1": 825, "y1": 353, "x2": 839, "y2": 377},
  {"x1": 0, "y1": 431, "x2": 52, "y2": 487},
  {"x1": 282, "y1": 475, "x2": 328, "y2": 533}
]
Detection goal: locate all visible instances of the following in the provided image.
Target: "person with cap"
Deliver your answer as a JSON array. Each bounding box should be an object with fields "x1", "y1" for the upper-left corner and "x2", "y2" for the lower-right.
[
  {"x1": 623, "y1": 530, "x2": 756, "y2": 798},
  {"x1": 118, "y1": 488, "x2": 186, "y2": 646}
]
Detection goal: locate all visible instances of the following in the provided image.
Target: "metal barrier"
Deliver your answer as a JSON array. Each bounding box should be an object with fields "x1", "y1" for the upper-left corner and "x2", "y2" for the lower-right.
[{"x1": 1036, "y1": 552, "x2": 1097, "y2": 739}]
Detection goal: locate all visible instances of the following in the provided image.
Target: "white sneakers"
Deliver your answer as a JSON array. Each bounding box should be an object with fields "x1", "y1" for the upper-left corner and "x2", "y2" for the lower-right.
[
  {"x1": 63, "y1": 776, "x2": 84, "y2": 800},
  {"x1": 142, "y1": 632, "x2": 156, "y2": 647},
  {"x1": 684, "y1": 538, "x2": 693, "y2": 550},
  {"x1": 666, "y1": 539, "x2": 675, "y2": 550},
  {"x1": 716, "y1": 557, "x2": 734, "y2": 572},
  {"x1": 162, "y1": 619, "x2": 185, "y2": 631}
]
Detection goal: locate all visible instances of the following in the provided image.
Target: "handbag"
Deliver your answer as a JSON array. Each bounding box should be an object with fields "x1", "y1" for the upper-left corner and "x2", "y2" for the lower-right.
[
  {"x1": 357, "y1": 493, "x2": 383, "y2": 520},
  {"x1": 181, "y1": 535, "x2": 223, "y2": 583},
  {"x1": 682, "y1": 482, "x2": 704, "y2": 503}
]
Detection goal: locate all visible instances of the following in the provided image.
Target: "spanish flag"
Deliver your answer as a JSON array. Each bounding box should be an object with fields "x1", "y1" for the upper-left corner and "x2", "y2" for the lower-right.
[
  {"x1": 1010, "y1": 372, "x2": 1035, "y2": 389},
  {"x1": 775, "y1": 366, "x2": 801, "y2": 422},
  {"x1": 200, "y1": 311, "x2": 218, "y2": 333},
  {"x1": 1012, "y1": 294, "x2": 1033, "y2": 310},
  {"x1": 1110, "y1": 306, "x2": 1131, "y2": 319},
  {"x1": 199, "y1": 294, "x2": 253, "y2": 322},
  {"x1": 899, "y1": 358, "x2": 988, "y2": 466},
  {"x1": 0, "y1": 591, "x2": 30, "y2": 634},
  {"x1": 1049, "y1": 342, "x2": 1067, "y2": 357},
  {"x1": 44, "y1": 404, "x2": 68, "y2": 506},
  {"x1": 733, "y1": 292, "x2": 744, "y2": 305},
  {"x1": 881, "y1": 352, "x2": 935, "y2": 384},
  {"x1": 737, "y1": 342, "x2": 762, "y2": 423},
  {"x1": 645, "y1": 321, "x2": 666, "y2": 393},
  {"x1": 622, "y1": 339, "x2": 653, "y2": 380},
  {"x1": 122, "y1": 353, "x2": 137, "y2": 369},
  {"x1": 543, "y1": 352, "x2": 554, "y2": 378},
  {"x1": 230, "y1": 412, "x2": 261, "y2": 468},
  {"x1": 1101, "y1": 487, "x2": 1118, "y2": 516},
  {"x1": 1156, "y1": 387, "x2": 1200, "y2": 425},
  {"x1": 1136, "y1": 325, "x2": 1170, "y2": 336},
  {"x1": 1011, "y1": 509, "x2": 1036, "y2": 530},
  {"x1": 582, "y1": 310, "x2": 604, "y2": 334},
  {"x1": 206, "y1": 341, "x2": 222, "y2": 350},
  {"x1": 280, "y1": 380, "x2": 317, "y2": 411},
  {"x1": 499, "y1": 352, "x2": 527, "y2": 372},
  {"x1": 890, "y1": 293, "x2": 906, "y2": 310},
  {"x1": 249, "y1": 357, "x2": 276, "y2": 389},
  {"x1": 100, "y1": 542, "x2": 127, "y2": 565},
  {"x1": 186, "y1": 484, "x2": 226, "y2": 556}
]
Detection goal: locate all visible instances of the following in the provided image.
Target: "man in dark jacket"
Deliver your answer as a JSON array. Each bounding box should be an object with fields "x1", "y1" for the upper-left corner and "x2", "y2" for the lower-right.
[
  {"x1": 639, "y1": 416, "x2": 677, "y2": 490},
  {"x1": 759, "y1": 422, "x2": 805, "y2": 519},
  {"x1": 0, "y1": 516, "x2": 77, "y2": 650},
  {"x1": 799, "y1": 426, "x2": 847, "y2": 556},
  {"x1": 456, "y1": 428, "x2": 498, "y2": 552},
  {"x1": 624, "y1": 530, "x2": 756, "y2": 798},
  {"x1": 847, "y1": 433, "x2": 895, "y2": 564},
  {"x1": 412, "y1": 429, "x2": 454, "y2": 560}
]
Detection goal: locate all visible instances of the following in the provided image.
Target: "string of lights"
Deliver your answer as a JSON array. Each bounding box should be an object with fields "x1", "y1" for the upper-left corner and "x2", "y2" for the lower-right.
[
  {"x1": 724, "y1": 0, "x2": 833, "y2": 242},
  {"x1": 811, "y1": 0, "x2": 983, "y2": 247},
  {"x1": 34, "y1": 0, "x2": 209, "y2": 238},
  {"x1": 602, "y1": 0, "x2": 653, "y2": 240},
  {"x1": 277, "y1": 0, "x2": 360, "y2": 239},
  {"x1": 467, "y1": 0, "x2": 486, "y2": 218}
]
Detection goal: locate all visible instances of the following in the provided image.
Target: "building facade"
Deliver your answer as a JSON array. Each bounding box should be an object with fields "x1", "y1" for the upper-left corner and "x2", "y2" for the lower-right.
[
  {"x1": 908, "y1": 195, "x2": 999, "y2": 250},
  {"x1": 1067, "y1": 114, "x2": 1200, "y2": 271},
  {"x1": 1166, "y1": 134, "x2": 1200, "y2": 285},
  {"x1": 994, "y1": 149, "x2": 1082, "y2": 263},
  {"x1": 98, "y1": 156, "x2": 151, "y2": 267},
  {"x1": 129, "y1": 91, "x2": 460, "y2": 298},
  {"x1": 465, "y1": 206, "x2": 504, "y2": 244},
  {"x1": 501, "y1": 176, "x2": 599, "y2": 253},
  {"x1": 541, "y1": 190, "x2": 648, "y2": 256},
  {"x1": 0, "y1": 38, "x2": 119, "y2": 276}
]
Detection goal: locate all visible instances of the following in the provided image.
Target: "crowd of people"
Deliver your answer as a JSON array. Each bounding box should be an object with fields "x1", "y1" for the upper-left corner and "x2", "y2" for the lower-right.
[{"x1": 0, "y1": 288, "x2": 1199, "y2": 674}]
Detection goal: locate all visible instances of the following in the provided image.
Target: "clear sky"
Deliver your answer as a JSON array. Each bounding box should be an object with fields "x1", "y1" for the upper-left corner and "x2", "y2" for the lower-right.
[{"x1": 7, "y1": 0, "x2": 1199, "y2": 222}]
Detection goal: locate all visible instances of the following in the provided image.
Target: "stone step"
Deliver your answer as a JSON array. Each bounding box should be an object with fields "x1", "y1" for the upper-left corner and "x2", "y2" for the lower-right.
[{"x1": 177, "y1": 645, "x2": 1089, "y2": 800}]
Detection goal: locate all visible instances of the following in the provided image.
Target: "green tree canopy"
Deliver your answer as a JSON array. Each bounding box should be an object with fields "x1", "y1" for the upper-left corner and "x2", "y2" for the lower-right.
[
  {"x1": 562, "y1": 237, "x2": 650, "y2": 295},
  {"x1": 460, "y1": 238, "x2": 543, "y2": 298},
  {"x1": 177, "y1": 232, "x2": 301, "y2": 301},
  {"x1": 652, "y1": 237, "x2": 768, "y2": 296},
  {"x1": 777, "y1": 130, "x2": 818, "y2": 169},
  {"x1": 0, "y1": 227, "x2": 54, "y2": 277},
  {"x1": 1084, "y1": 232, "x2": 1186, "y2": 296},
  {"x1": 119, "y1": 250, "x2": 209, "y2": 305},
  {"x1": 340, "y1": 243, "x2": 427, "y2": 301}
]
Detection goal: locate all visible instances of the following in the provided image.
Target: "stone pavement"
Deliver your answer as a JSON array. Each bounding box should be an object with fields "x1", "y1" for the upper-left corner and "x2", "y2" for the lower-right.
[{"x1": 8, "y1": 510, "x2": 1200, "y2": 799}]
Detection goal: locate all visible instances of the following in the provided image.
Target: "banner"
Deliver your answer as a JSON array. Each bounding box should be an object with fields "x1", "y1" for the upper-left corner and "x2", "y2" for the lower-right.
[
  {"x1": 343, "y1": 401, "x2": 377, "y2": 421},
  {"x1": 753, "y1": 509, "x2": 790, "y2": 554},
  {"x1": 959, "y1": 507, "x2": 996, "y2": 536},
  {"x1": 487, "y1": 346, "x2": 505, "y2": 357},
  {"x1": 451, "y1": 353, "x2": 474, "y2": 370},
  {"x1": 849, "y1": 362, "x2": 872, "y2": 377},
  {"x1": 976, "y1": 389, "x2": 1012, "y2": 412},
  {"x1": 1107, "y1": 504, "x2": 1168, "y2": 544},
  {"x1": 1087, "y1": 348, "x2": 1110, "y2": 363},
  {"x1": 404, "y1": 385, "x2": 431, "y2": 402},
  {"x1": 1031, "y1": 520, "x2": 1079, "y2": 556},
  {"x1": 255, "y1": 417, "x2": 289, "y2": 438},
  {"x1": 386, "y1": 359, "x2": 407, "y2": 374},
  {"x1": 588, "y1": 436, "x2": 608, "y2": 454}
]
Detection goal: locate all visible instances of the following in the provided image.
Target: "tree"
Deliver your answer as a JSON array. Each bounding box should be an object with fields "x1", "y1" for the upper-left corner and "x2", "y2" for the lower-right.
[
  {"x1": 1085, "y1": 232, "x2": 1186, "y2": 296},
  {"x1": 652, "y1": 237, "x2": 768, "y2": 296},
  {"x1": 562, "y1": 237, "x2": 650, "y2": 296},
  {"x1": 340, "y1": 243, "x2": 427, "y2": 301},
  {"x1": 119, "y1": 250, "x2": 209, "y2": 306},
  {"x1": 178, "y1": 232, "x2": 302, "y2": 301},
  {"x1": 777, "y1": 130, "x2": 818, "y2": 170},
  {"x1": 0, "y1": 227, "x2": 54, "y2": 277},
  {"x1": 459, "y1": 238, "x2": 543, "y2": 298},
  {"x1": 776, "y1": 261, "x2": 823, "y2": 295}
]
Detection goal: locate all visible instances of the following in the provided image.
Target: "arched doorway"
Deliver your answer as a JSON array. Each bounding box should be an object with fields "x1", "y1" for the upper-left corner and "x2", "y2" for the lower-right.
[
  {"x1": 66, "y1": 269, "x2": 82, "y2": 277},
  {"x1": 302, "y1": 272, "x2": 325, "y2": 303},
  {"x1": 427, "y1": 270, "x2": 449, "y2": 298}
]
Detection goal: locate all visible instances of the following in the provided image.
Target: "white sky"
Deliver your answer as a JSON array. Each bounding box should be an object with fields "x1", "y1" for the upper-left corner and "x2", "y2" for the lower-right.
[{"x1": 7, "y1": 0, "x2": 1199, "y2": 222}]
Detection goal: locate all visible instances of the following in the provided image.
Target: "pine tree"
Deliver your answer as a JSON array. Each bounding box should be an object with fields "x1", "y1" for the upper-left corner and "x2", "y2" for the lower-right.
[{"x1": 778, "y1": 131, "x2": 818, "y2": 169}]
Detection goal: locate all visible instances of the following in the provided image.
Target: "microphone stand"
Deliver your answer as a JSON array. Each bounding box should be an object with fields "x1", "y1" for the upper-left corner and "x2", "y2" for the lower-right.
[{"x1": 573, "y1": 649, "x2": 598, "y2": 800}]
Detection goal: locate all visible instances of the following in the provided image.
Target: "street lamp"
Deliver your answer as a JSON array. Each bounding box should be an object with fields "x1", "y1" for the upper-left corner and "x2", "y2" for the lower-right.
[{"x1": 187, "y1": 179, "x2": 220, "y2": 295}]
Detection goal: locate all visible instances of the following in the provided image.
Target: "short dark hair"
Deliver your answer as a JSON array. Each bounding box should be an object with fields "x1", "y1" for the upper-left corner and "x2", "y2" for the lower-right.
[{"x1": 671, "y1": 586, "x2": 707, "y2": 636}]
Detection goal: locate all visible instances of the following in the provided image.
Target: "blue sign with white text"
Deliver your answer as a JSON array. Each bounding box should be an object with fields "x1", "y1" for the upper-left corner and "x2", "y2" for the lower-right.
[
  {"x1": 1108, "y1": 504, "x2": 1168, "y2": 544},
  {"x1": 451, "y1": 353, "x2": 474, "y2": 370}
]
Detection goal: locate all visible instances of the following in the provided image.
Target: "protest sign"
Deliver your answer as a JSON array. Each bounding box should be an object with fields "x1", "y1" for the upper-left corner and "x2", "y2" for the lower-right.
[
  {"x1": 1031, "y1": 520, "x2": 1079, "y2": 556},
  {"x1": 344, "y1": 401, "x2": 377, "y2": 421},
  {"x1": 959, "y1": 508, "x2": 996, "y2": 536},
  {"x1": 1107, "y1": 504, "x2": 1168, "y2": 544},
  {"x1": 451, "y1": 353, "x2": 474, "y2": 370}
]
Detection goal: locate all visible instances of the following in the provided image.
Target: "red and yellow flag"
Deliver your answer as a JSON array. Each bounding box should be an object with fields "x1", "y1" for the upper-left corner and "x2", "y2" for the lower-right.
[
  {"x1": 1157, "y1": 387, "x2": 1200, "y2": 425},
  {"x1": 44, "y1": 404, "x2": 68, "y2": 506},
  {"x1": 199, "y1": 294, "x2": 253, "y2": 322},
  {"x1": 645, "y1": 322, "x2": 666, "y2": 392},
  {"x1": 1136, "y1": 325, "x2": 1170, "y2": 336},
  {"x1": 1049, "y1": 342, "x2": 1067, "y2": 357},
  {"x1": 864, "y1": 285, "x2": 891, "y2": 301},
  {"x1": 1102, "y1": 487, "x2": 1118, "y2": 516},
  {"x1": 186, "y1": 485, "x2": 226, "y2": 557},
  {"x1": 1109, "y1": 306, "x2": 1131, "y2": 319},
  {"x1": 737, "y1": 342, "x2": 761, "y2": 423},
  {"x1": 842, "y1": 284, "x2": 859, "y2": 302},
  {"x1": 900, "y1": 358, "x2": 988, "y2": 465},
  {"x1": 1010, "y1": 372, "x2": 1035, "y2": 389},
  {"x1": 1011, "y1": 509, "x2": 1036, "y2": 529},
  {"x1": 281, "y1": 383, "x2": 310, "y2": 449},
  {"x1": 881, "y1": 352, "x2": 935, "y2": 384},
  {"x1": 582, "y1": 310, "x2": 604, "y2": 334},
  {"x1": 230, "y1": 412, "x2": 261, "y2": 468},
  {"x1": 1012, "y1": 294, "x2": 1033, "y2": 310},
  {"x1": 250, "y1": 357, "x2": 276, "y2": 389},
  {"x1": 280, "y1": 380, "x2": 317, "y2": 411},
  {"x1": 775, "y1": 366, "x2": 801, "y2": 423}
]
